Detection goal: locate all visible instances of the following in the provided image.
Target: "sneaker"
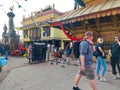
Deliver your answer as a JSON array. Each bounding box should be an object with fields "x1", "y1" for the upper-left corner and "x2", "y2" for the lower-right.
[
  {"x1": 96, "y1": 76, "x2": 100, "y2": 80},
  {"x1": 73, "y1": 87, "x2": 82, "y2": 90},
  {"x1": 113, "y1": 75, "x2": 117, "y2": 80},
  {"x1": 100, "y1": 78, "x2": 108, "y2": 82}
]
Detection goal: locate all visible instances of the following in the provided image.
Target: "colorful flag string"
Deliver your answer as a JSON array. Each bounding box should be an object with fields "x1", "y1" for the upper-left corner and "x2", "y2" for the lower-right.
[
  {"x1": 12, "y1": 0, "x2": 39, "y2": 28},
  {"x1": 0, "y1": 4, "x2": 7, "y2": 14}
]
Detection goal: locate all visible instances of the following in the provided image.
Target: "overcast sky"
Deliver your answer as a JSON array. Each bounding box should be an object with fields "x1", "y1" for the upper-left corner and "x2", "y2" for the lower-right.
[{"x1": 0, "y1": 0, "x2": 74, "y2": 38}]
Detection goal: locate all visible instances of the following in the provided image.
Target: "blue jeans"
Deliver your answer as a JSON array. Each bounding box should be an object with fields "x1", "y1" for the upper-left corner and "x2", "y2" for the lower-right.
[{"x1": 96, "y1": 56, "x2": 107, "y2": 77}]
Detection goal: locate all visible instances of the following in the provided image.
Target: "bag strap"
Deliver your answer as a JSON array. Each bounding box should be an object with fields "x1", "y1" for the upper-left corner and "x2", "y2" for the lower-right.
[{"x1": 82, "y1": 40, "x2": 89, "y2": 54}]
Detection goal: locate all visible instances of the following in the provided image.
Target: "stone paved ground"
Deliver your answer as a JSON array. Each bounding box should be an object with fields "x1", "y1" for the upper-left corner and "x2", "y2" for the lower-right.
[
  {"x1": 0, "y1": 57, "x2": 120, "y2": 90},
  {"x1": 0, "y1": 56, "x2": 29, "y2": 83}
]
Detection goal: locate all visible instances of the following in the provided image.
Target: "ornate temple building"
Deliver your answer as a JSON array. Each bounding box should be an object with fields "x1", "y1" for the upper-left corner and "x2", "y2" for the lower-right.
[
  {"x1": 51, "y1": 0, "x2": 120, "y2": 49},
  {"x1": 21, "y1": 5, "x2": 70, "y2": 48}
]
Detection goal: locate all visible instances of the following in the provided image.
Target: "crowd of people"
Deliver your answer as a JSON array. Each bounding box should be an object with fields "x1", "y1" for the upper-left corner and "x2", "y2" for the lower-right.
[
  {"x1": 72, "y1": 31, "x2": 120, "y2": 90},
  {"x1": 3, "y1": 31, "x2": 117, "y2": 90},
  {"x1": 46, "y1": 31, "x2": 120, "y2": 90}
]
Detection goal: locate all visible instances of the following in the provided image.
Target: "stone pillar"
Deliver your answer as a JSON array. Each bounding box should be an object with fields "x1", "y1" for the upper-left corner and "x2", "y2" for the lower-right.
[{"x1": 7, "y1": 10, "x2": 16, "y2": 50}]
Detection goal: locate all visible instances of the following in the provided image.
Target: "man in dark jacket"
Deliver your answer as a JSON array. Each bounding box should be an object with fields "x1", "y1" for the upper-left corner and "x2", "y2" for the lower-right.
[
  {"x1": 109, "y1": 36, "x2": 120, "y2": 79},
  {"x1": 4, "y1": 43, "x2": 10, "y2": 60},
  {"x1": 73, "y1": 41, "x2": 80, "y2": 65}
]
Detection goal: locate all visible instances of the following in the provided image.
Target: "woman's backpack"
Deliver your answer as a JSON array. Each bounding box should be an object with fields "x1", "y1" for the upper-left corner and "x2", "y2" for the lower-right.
[{"x1": 93, "y1": 44, "x2": 99, "y2": 57}]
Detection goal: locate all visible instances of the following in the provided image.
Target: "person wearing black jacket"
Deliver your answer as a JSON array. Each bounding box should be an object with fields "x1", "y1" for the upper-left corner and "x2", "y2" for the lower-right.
[
  {"x1": 73, "y1": 41, "x2": 80, "y2": 65},
  {"x1": 4, "y1": 43, "x2": 10, "y2": 60},
  {"x1": 109, "y1": 36, "x2": 120, "y2": 79}
]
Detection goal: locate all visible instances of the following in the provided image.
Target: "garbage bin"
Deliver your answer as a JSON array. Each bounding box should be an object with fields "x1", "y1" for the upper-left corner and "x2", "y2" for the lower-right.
[{"x1": 28, "y1": 42, "x2": 47, "y2": 64}]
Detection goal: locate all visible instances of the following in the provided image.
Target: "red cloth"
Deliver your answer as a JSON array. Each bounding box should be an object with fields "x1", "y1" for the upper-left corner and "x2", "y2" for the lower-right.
[
  {"x1": 53, "y1": 52, "x2": 59, "y2": 57},
  {"x1": 12, "y1": 50, "x2": 20, "y2": 56}
]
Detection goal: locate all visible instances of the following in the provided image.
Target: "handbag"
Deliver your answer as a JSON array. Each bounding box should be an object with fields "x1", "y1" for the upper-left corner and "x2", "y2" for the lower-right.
[
  {"x1": 93, "y1": 51, "x2": 99, "y2": 57},
  {"x1": 93, "y1": 44, "x2": 99, "y2": 57}
]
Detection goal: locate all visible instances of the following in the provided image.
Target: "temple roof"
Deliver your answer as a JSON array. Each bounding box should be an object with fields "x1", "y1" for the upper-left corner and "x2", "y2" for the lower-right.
[
  {"x1": 52, "y1": 0, "x2": 120, "y2": 24},
  {"x1": 23, "y1": 6, "x2": 63, "y2": 21},
  {"x1": 22, "y1": 6, "x2": 64, "y2": 30}
]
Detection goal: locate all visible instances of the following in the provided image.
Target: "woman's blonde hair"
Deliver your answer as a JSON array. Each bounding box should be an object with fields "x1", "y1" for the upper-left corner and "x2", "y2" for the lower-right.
[{"x1": 97, "y1": 38, "x2": 104, "y2": 43}]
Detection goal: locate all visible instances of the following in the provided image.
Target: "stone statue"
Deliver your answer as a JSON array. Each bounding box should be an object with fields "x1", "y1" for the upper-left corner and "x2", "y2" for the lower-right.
[{"x1": 2, "y1": 24, "x2": 8, "y2": 45}]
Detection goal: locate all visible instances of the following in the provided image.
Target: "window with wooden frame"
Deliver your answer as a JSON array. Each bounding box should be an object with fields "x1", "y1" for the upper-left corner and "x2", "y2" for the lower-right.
[
  {"x1": 100, "y1": 16, "x2": 112, "y2": 24},
  {"x1": 24, "y1": 30, "x2": 28, "y2": 38},
  {"x1": 43, "y1": 26, "x2": 50, "y2": 37}
]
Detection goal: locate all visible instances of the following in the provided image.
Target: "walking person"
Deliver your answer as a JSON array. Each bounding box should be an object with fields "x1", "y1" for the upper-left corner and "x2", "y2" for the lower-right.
[
  {"x1": 51, "y1": 44, "x2": 55, "y2": 56},
  {"x1": 46, "y1": 43, "x2": 51, "y2": 61},
  {"x1": 4, "y1": 43, "x2": 10, "y2": 60},
  {"x1": 73, "y1": 41, "x2": 80, "y2": 66},
  {"x1": 1, "y1": 44, "x2": 5, "y2": 56},
  {"x1": 65, "y1": 44, "x2": 71, "y2": 64},
  {"x1": 95, "y1": 38, "x2": 107, "y2": 81},
  {"x1": 73, "y1": 31, "x2": 97, "y2": 90},
  {"x1": 0, "y1": 43, "x2": 2, "y2": 56},
  {"x1": 109, "y1": 36, "x2": 120, "y2": 79},
  {"x1": 27, "y1": 44, "x2": 32, "y2": 58}
]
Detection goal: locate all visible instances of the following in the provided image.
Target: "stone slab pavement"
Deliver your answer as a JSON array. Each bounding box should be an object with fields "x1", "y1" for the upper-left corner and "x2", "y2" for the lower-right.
[
  {"x1": 0, "y1": 57, "x2": 120, "y2": 90},
  {"x1": 0, "y1": 56, "x2": 29, "y2": 83}
]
